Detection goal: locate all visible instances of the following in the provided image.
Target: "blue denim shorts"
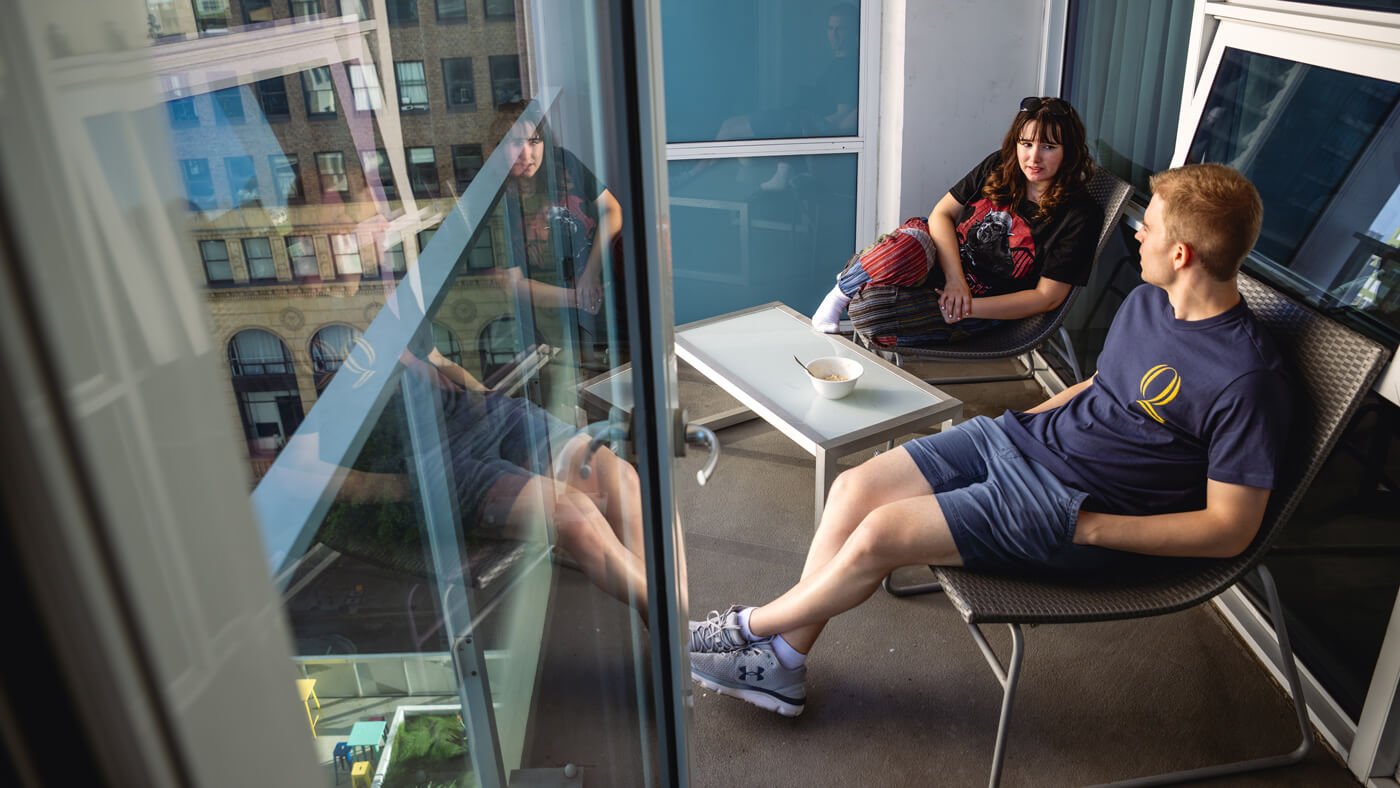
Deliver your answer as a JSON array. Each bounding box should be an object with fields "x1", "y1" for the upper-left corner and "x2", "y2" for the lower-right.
[{"x1": 901, "y1": 415, "x2": 1126, "y2": 574}]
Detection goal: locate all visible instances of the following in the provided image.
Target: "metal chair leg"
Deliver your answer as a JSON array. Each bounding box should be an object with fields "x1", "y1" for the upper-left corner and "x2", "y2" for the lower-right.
[
  {"x1": 882, "y1": 568, "x2": 942, "y2": 597},
  {"x1": 966, "y1": 623, "x2": 1024, "y2": 788},
  {"x1": 1054, "y1": 326, "x2": 1083, "y2": 383},
  {"x1": 1096, "y1": 565, "x2": 1312, "y2": 787}
]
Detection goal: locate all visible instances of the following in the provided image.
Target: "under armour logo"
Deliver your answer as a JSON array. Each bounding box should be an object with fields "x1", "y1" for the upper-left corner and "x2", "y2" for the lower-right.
[{"x1": 738, "y1": 666, "x2": 765, "y2": 681}]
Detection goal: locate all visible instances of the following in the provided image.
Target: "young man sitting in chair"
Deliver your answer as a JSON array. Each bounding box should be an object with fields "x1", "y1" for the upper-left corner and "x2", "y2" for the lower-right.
[{"x1": 689, "y1": 163, "x2": 1291, "y2": 717}]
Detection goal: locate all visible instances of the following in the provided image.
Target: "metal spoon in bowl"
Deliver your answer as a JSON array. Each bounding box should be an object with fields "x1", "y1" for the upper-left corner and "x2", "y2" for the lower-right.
[{"x1": 794, "y1": 355, "x2": 811, "y2": 375}]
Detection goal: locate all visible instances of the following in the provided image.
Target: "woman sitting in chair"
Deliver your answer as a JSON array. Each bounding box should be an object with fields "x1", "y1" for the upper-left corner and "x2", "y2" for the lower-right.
[{"x1": 811, "y1": 96, "x2": 1102, "y2": 348}]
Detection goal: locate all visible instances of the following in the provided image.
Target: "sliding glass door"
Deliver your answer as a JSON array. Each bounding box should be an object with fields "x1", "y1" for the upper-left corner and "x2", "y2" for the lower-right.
[{"x1": 0, "y1": 0, "x2": 691, "y2": 785}]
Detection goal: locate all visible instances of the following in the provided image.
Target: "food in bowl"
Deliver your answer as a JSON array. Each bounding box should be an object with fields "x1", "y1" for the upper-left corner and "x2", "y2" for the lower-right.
[{"x1": 805, "y1": 356, "x2": 863, "y2": 399}]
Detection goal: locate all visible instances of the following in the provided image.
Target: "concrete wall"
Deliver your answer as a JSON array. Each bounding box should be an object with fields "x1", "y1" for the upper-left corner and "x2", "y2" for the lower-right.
[{"x1": 884, "y1": 0, "x2": 1049, "y2": 226}]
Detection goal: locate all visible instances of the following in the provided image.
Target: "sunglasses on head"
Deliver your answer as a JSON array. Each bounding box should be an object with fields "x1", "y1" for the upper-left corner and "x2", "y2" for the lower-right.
[{"x1": 1019, "y1": 96, "x2": 1071, "y2": 116}]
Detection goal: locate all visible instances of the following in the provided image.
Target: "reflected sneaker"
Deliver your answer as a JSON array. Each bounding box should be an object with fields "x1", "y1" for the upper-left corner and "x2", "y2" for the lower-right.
[
  {"x1": 691, "y1": 640, "x2": 807, "y2": 717},
  {"x1": 688, "y1": 605, "x2": 751, "y2": 653}
]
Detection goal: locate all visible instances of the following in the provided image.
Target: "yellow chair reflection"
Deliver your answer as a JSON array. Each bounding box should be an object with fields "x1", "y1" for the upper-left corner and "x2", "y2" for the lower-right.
[{"x1": 296, "y1": 678, "x2": 321, "y2": 737}]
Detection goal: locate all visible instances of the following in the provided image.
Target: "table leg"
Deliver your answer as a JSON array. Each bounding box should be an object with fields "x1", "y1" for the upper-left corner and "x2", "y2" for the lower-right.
[{"x1": 815, "y1": 449, "x2": 841, "y2": 527}]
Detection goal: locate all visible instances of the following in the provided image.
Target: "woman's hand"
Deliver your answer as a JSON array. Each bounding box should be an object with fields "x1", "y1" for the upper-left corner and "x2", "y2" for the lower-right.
[
  {"x1": 936, "y1": 279, "x2": 972, "y2": 323},
  {"x1": 576, "y1": 262, "x2": 604, "y2": 315}
]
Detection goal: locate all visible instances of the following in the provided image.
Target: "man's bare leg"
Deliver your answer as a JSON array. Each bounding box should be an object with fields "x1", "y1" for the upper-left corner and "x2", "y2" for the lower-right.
[
  {"x1": 509, "y1": 476, "x2": 649, "y2": 620},
  {"x1": 558, "y1": 440, "x2": 646, "y2": 561},
  {"x1": 750, "y1": 450, "x2": 946, "y2": 655},
  {"x1": 746, "y1": 493, "x2": 960, "y2": 650}
]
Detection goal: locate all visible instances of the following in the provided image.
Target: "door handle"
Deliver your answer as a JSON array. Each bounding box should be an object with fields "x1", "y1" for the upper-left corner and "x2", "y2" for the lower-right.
[{"x1": 683, "y1": 421, "x2": 720, "y2": 486}]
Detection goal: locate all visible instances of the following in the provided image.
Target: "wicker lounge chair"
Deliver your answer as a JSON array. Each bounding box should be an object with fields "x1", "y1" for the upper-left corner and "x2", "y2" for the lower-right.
[{"x1": 856, "y1": 166, "x2": 1133, "y2": 386}]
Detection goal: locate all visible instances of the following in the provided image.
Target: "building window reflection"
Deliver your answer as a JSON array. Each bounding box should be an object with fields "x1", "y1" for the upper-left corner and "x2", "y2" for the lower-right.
[
  {"x1": 243, "y1": 0, "x2": 273, "y2": 24},
  {"x1": 200, "y1": 240, "x2": 233, "y2": 285},
  {"x1": 310, "y1": 324, "x2": 363, "y2": 393},
  {"x1": 387, "y1": 0, "x2": 418, "y2": 25},
  {"x1": 164, "y1": 75, "x2": 199, "y2": 128},
  {"x1": 213, "y1": 86, "x2": 245, "y2": 124},
  {"x1": 225, "y1": 156, "x2": 260, "y2": 207},
  {"x1": 361, "y1": 148, "x2": 397, "y2": 200},
  {"x1": 443, "y1": 57, "x2": 476, "y2": 111},
  {"x1": 287, "y1": 235, "x2": 321, "y2": 281},
  {"x1": 316, "y1": 151, "x2": 349, "y2": 199},
  {"x1": 302, "y1": 67, "x2": 337, "y2": 118},
  {"x1": 484, "y1": 0, "x2": 513, "y2": 20},
  {"x1": 228, "y1": 329, "x2": 303, "y2": 458},
  {"x1": 382, "y1": 235, "x2": 407, "y2": 276},
  {"x1": 452, "y1": 143, "x2": 483, "y2": 192},
  {"x1": 180, "y1": 158, "x2": 216, "y2": 211},
  {"x1": 395, "y1": 61, "x2": 430, "y2": 113},
  {"x1": 243, "y1": 238, "x2": 278, "y2": 282},
  {"x1": 489, "y1": 54, "x2": 522, "y2": 107},
  {"x1": 270, "y1": 154, "x2": 304, "y2": 204},
  {"x1": 348, "y1": 64, "x2": 384, "y2": 112},
  {"x1": 331, "y1": 234, "x2": 364, "y2": 278},
  {"x1": 407, "y1": 146, "x2": 439, "y2": 198},
  {"x1": 194, "y1": 0, "x2": 231, "y2": 33},
  {"x1": 437, "y1": 0, "x2": 467, "y2": 22},
  {"x1": 432, "y1": 322, "x2": 464, "y2": 364},
  {"x1": 291, "y1": 0, "x2": 325, "y2": 21},
  {"x1": 255, "y1": 77, "x2": 290, "y2": 121}
]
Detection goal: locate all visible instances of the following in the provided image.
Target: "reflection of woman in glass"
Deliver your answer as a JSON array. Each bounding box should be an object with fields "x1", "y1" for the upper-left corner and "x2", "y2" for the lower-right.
[
  {"x1": 490, "y1": 103, "x2": 624, "y2": 363},
  {"x1": 811, "y1": 97, "x2": 1102, "y2": 347}
]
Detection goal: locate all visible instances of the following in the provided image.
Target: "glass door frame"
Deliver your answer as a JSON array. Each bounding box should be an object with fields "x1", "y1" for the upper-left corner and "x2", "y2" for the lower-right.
[{"x1": 1171, "y1": 7, "x2": 1400, "y2": 781}]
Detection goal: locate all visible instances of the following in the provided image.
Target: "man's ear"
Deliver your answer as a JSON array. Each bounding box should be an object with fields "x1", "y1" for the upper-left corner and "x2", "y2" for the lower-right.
[{"x1": 1172, "y1": 241, "x2": 1194, "y2": 272}]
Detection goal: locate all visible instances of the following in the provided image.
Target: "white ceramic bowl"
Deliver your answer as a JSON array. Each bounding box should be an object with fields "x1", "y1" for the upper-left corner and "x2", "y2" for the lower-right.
[{"x1": 804, "y1": 356, "x2": 864, "y2": 399}]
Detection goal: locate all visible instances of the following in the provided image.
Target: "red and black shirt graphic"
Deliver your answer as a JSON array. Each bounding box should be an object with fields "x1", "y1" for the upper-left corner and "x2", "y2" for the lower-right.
[{"x1": 956, "y1": 198, "x2": 1036, "y2": 296}]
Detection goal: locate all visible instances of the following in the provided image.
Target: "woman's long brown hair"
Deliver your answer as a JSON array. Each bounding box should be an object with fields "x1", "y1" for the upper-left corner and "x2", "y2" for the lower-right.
[{"x1": 981, "y1": 98, "x2": 1092, "y2": 219}]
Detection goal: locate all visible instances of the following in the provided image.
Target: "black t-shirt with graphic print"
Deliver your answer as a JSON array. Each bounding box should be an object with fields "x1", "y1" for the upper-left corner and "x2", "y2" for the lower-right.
[
  {"x1": 999, "y1": 284, "x2": 1292, "y2": 516},
  {"x1": 948, "y1": 152, "x2": 1100, "y2": 296}
]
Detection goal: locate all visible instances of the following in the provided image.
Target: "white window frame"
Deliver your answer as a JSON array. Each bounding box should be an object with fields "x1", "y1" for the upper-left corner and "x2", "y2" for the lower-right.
[
  {"x1": 663, "y1": 0, "x2": 883, "y2": 248},
  {"x1": 1172, "y1": 5, "x2": 1400, "y2": 782}
]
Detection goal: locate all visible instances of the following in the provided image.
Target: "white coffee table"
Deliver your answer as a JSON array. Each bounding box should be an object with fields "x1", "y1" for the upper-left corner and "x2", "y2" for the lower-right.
[{"x1": 582, "y1": 303, "x2": 963, "y2": 524}]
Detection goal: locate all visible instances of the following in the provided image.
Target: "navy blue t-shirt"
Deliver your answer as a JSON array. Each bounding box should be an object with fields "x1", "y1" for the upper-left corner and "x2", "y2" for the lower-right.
[{"x1": 999, "y1": 284, "x2": 1291, "y2": 515}]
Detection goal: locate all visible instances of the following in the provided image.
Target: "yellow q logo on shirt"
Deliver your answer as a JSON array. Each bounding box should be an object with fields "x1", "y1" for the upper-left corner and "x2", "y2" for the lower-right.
[{"x1": 1136, "y1": 364, "x2": 1181, "y2": 424}]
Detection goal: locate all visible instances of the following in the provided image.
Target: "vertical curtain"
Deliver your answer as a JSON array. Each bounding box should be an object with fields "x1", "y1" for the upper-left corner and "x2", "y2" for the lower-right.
[{"x1": 1065, "y1": 0, "x2": 1192, "y2": 197}]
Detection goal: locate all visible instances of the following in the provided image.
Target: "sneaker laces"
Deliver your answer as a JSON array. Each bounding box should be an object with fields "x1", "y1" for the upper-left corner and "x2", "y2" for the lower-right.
[{"x1": 688, "y1": 606, "x2": 749, "y2": 652}]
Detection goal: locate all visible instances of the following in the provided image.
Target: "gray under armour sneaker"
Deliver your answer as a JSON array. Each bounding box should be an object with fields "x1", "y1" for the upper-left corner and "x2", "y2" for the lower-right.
[
  {"x1": 687, "y1": 605, "x2": 751, "y2": 653},
  {"x1": 690, "y1": 639, "x2": 806, "y2": 717}
]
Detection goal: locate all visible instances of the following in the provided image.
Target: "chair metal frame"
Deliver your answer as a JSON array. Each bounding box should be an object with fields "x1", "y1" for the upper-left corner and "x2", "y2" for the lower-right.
[
  {"x1": 884, "y1": 272, "x2": 1392, "y2": 787},
  {"x1": 856, "y1": 166, "x2": 1134, "y2": 386}
]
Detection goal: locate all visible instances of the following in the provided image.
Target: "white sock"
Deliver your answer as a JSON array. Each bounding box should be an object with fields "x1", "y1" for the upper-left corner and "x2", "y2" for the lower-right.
[
  {"x1": 737, "y1": 606, "x2": 758, "y2": 641},
  {"x1": 812, "y1": 285, "x2": 851, "y2": 333},
  {"x1": 771, "y1": 635, "x2": 807, "y2": 669}
]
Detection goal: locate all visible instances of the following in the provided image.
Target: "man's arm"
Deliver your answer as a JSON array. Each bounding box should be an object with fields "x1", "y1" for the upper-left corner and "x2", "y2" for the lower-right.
[
  {"x1": 1023, "y1": 373, "x2": 1095, "y2": 415},
  {"x1": 1073, "y1": 480, "x2": 1271, "y2": 558}
]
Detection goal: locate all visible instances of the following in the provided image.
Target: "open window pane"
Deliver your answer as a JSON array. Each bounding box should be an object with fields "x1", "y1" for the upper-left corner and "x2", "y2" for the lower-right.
[
  {"x1": 395, "y1": 61, "x2": 430, "y2": 112},
  {"x1": 1185, "y1": 47, "x2": 1400, "y2": 342}
]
